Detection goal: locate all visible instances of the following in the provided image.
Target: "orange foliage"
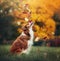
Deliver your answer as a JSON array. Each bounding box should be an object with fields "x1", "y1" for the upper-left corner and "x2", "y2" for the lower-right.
[{"x1": 14, "y1": 0, "x2": 60, "y2": 40}]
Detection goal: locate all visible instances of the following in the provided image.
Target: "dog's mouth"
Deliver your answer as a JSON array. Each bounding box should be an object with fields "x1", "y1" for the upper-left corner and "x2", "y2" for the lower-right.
[{"x1": 27, "y1": 21, "x2": 34, "y2": 27}]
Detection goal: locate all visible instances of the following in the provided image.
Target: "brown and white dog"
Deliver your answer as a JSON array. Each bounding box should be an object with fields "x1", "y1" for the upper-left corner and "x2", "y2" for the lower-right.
[{"x1": 10, "y1": 21, "x2": 34, "y2": 54}]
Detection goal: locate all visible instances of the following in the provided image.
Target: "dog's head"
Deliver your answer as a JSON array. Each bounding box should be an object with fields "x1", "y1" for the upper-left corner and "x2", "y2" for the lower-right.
[
  {"x1": 27, "y1": 20, "x2": 34, "y2": 28},
  {"x1": 22, "y1": 21, "x2": 34, "y2": 35}
]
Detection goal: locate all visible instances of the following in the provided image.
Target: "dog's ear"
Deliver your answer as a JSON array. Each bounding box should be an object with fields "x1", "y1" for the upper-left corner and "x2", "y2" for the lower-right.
[{"x1": 22, "y1": 25, "x2": 28, "y2": 31}]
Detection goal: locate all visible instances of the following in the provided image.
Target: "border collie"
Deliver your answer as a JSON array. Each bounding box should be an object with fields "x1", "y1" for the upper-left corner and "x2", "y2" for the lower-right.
[{"x1": 10, "y1": 21, "x2": 34, "y2": 54}]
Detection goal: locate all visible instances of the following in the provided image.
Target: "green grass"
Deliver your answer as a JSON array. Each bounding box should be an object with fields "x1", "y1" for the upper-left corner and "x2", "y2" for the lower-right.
[{"x1": 0, "y1": 45, "x2": 60, "y2": 61}]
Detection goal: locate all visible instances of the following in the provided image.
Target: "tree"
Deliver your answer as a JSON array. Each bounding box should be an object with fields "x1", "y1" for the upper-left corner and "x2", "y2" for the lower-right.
[
  {"x1": 0, "y1": 0, "x2": 21, "y2": 43},
  {"x1": 52, "y1": 13, "x2": 60, "y2": 35}
]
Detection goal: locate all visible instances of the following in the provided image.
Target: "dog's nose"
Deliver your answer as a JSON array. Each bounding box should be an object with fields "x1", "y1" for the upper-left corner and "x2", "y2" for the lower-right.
[{"x1": 29, "y1": 22, "x2": 34, "y2": 26}]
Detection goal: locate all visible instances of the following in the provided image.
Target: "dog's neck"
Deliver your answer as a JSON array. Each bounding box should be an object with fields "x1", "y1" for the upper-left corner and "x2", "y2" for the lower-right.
[{"x1": 29, "y1": 24, "x2": 34, "y2": 41}]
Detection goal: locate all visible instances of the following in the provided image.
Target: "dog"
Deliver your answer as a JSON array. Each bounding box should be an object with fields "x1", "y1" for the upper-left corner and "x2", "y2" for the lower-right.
[{"x1": 10, "y1": 21, "x2": 34, "y2": 54}]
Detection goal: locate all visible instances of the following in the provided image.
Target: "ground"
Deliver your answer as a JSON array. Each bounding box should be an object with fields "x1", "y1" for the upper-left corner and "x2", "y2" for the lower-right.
[{"x1": 0, "y1": 45, "x2": 60, "y2": 61}]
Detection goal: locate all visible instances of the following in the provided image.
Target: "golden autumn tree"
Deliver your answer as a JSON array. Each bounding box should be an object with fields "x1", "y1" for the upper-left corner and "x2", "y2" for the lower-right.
[
  {"x1": 10, "y1": 0, "x2": 56, "y2": 40},
  {"x1": 10, "y1": 0, "x2": 60, "y2": 41},
  {"x1": 1, "y1": 0, "x2": 60, "y2": 41},
  {"x1": 23, "y1": 0, "x2": 60, "y2": 41}
]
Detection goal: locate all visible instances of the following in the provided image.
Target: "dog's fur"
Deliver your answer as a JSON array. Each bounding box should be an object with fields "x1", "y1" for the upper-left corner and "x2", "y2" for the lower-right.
[{"x1": 10, "y1": 21, "x2": 34, "y2": 54}]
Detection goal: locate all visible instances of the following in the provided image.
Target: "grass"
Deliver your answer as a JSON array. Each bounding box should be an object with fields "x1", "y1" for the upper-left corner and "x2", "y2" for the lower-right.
[{"x1": 0, "y1": 45, "x2": 60, "y2": 61}]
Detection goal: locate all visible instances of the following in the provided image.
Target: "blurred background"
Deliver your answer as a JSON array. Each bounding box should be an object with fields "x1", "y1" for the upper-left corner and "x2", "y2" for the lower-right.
[
  {"x1": 0, "y1": 0, "x2": 60, "y2": 47},
  {"x1": 0, "y1": 1, "x2": 60, "y2": 61}
]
